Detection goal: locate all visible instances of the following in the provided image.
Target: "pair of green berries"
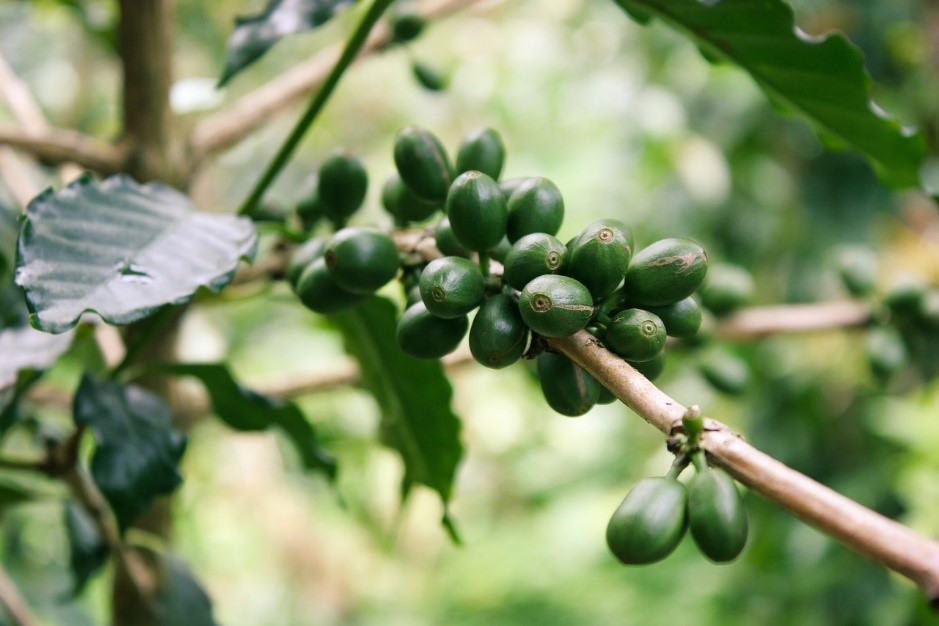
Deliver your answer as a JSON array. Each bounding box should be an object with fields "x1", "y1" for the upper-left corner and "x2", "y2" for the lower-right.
[{"x1": 606, "y1": 453, "x2": 749, "y2": 566}]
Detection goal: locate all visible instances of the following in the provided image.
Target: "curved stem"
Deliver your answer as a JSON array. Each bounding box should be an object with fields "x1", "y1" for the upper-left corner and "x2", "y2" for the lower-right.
[{"x1": 238, "y1": 0, "x2": 395, "y2": 216}]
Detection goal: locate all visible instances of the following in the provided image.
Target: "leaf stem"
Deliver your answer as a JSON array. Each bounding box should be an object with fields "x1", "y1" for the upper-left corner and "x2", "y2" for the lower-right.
[{"x1": 237, "y1": 0, "x2": 395, "y2": 216}]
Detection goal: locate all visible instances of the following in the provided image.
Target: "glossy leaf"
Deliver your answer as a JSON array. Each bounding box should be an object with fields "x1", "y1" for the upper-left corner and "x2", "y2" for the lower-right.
[
  {"x1": 612, "y1": 0, "x2": 926, "y2": 188},
  {"x1": 153, "y1": 555, "x2": 219, "y2": 626},
  {"x1": 332, "y1": 297, "x2": 463, "y2": 506},
  {"x1": 73, "y1": 374, "x2": 187, "y2": 533},
  {"x1": 15, "y1": 174, "x2": 257, "y2": 334},
  {"x1": 64, "y1": 500, "x2": 108, "y2": 596},
  {"x1": 155, "y1": 363, "x2": 336, "y2": 479},
  {"x1": 219, "y1": 0, "x2": 357, "y2": 86}
]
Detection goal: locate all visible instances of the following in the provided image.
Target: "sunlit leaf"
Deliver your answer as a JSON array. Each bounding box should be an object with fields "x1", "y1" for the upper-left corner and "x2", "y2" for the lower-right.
[
  {"x1": 613, "y1": 0, "x2": 927, "y2": 188},
  {"x1": 156, "y1": 363, "x2": 336, "y2": 479},
  {"x1": 332, "y1": 297, "x2": 463, "y2": 507},
  {"x1": 219, "y1": 0, "x2": 357, "y2": 86},
  {"x1": 73, "y1": 374, "x2": 187, "y2": 532},
  {"x1": 15, "y1": 174, "x2": 257, "y2": 334}
]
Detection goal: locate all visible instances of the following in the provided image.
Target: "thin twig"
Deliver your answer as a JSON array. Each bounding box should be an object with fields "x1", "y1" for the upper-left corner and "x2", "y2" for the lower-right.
[
  {"x1": 548, "y1": 330, "x2": 939, "y2": 606},
  {"x1": 190, "y1": 0, "x2": 487, "y2": 162},
  {"x1": 714, "y1": 300, "x2": 873, "y2": 340},
  {"x1": 0, "y1": 565, "x2": 38, "y2": 626},
  {"x1": 0, "y1": 126, "x2": 126, "y2": 175}
]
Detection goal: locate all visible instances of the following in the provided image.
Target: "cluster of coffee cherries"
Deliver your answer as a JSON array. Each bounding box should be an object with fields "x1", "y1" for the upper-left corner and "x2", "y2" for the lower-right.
[
  {"x1": 607, "y1": 409, "x2": 749, "y2": 566},
  {"x1": 286, "y1": 125, "x2": 714, "y2": 417}
]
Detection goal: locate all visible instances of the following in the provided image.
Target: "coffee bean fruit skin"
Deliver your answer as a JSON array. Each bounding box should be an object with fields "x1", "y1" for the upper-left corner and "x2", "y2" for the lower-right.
[
  {"x1": 645, "y1": 297, "x2": 702, "y2": 339},
  {"x1": 536, "y1": 352, "x2": 602, "y2": 416},
  {"x1": 412, "y1": 60, "x2": 447, "y2": 92},
  {"x1": 628, "y1": 350, "x2": 666, "y2": 381},
  {"x1": 317, "y1": 151, "x2": 368, "y2": 221},
  {"x1": 469, "y1": 294, "x2": 529, "y2": 369},
  {"x1": 505, "y1": 177, "x2": 564, "y2": 243},
  {"x1": 419, "y1": 256, "x2": 486, "y2": 319},
  {"x1": 393, "y1": 126, "x2": 452, "y2": 202},
  {"x1": 700, "y1": 263, "x2": 754, "y2": 316},
  {"x1": 382, "y1": 173, "x2": 440, "y2": 223},
  {"x1": 625, "y1": 238, "x2": 708, "y2": 307},
  {"x1": 565, "y1": 219, "x2": 634, "y2": 299},
  {"x1": 456, "y1": 127, "x2": 506, "y2": 180},
  {"x1": 434, "y1": 217, "x2": 470, "y2": 258},
  {"x1": 688, "y1": 468, "x2": 748, "y2": 563},
  {"x1": 606, "y1": 477, "x2": 689, "y2": 565},
  {"x1": 519, "y1": 275, "x2": 594, "y2": 338},
  {"x1": 324, "y1": 228, "x2": 400, "y2": 295},
  {"x1": 396, "y1": 301, "x2": 469, "y2": 359},
  {"x1": 287, "y1": 237, "x2": 327, "y2": 289},
  {"x1": 503, "y1": 233, "x2": 568, "y2": 291},
  {"x1": 698, "y1": 347, "x2": 750, "y2": 395},
  {"x1": 604, "y1": 309, "x2": 666, "y2": 362},
  {"x1": 295, "y1": 257, "x2": 366, "y2": 314},
  {"x1": 446, "y1": 171, "x2": 508, "y2": 252}
]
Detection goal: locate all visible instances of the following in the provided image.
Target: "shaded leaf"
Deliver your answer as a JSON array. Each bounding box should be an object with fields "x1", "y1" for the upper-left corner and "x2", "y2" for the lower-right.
[
  {"x1": 331, "y1": 297, "x2": 462, "y2": 506},
  {"x1": 153, "y1": 554, "x2": 218, "y2": 626},
  {"x1": 155, "y1": 363, "x2": 336, "y2": 479},
  {"x1": 73, "y1": 374, "x2": 187, "y2": 533},
  {"x1": 0, "y1": 325, "x2": 73, "y2": 390},
  {"x1": 613, "y1": 0, "x2": 926, "y2": 188},
  {"x1": 0, "y1": 201, "x2": 17, "y2": 284},
  {"x1": 15, "y1": 174, "x2": 257, "y2": 334},
  {"x1": 219, "y1": 0, "x2": 357, "y2": 86},
  {"x1": 63, "y1": 500, "x2": 108, "y2": 596}
]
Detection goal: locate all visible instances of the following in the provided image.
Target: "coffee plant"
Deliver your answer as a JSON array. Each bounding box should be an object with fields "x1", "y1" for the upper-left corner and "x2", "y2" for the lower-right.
[{"x1": 0, "y1": 0, "x2": 938, "y2": 624}]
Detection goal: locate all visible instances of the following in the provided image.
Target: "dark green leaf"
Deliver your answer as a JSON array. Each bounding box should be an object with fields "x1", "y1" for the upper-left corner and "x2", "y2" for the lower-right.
[
  {"x1": 331, "y1": 297, "x2": 462, "y2": 506},
  {"x1": 219, "y1": 0, "x2": 357, "y2": 86},
  {"x1": 612, "y1": 0, "x2": 927, "y2": 188},
  {"x1": 154, "y1": 363, "x2": 336, "y2": 479},
  {"x1": 153, "y1": 554, "x2": 219, "y2": 626},
  {"x1": 63, "y1": 500, "x2": 108, "y2": 596},
  {"x1": 14, "y1": 174, "x2": 257, "y2": 334},
  {"x1": 72, "y1": 374, "x2": 187, "y2": 533},
  {"x1": 0, "y1": 201, "x2": 18, "y2": 285}
]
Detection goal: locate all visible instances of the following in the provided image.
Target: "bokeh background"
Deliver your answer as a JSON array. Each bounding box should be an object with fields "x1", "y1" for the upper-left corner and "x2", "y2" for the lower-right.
[{"x1": 1, "y1": 0, "x2": 939, "y2": 624}]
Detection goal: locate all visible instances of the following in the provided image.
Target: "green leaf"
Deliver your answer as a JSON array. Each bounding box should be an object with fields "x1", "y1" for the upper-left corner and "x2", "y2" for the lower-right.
[
  {"x1": 219, "y1": 0, "x2": 357, "y2": 86},
  {"x1": 612, "y1": 0, "x2": 927, "y2": 188},
  {"x1": 63, "y1": 500, "x2": 108, "y2": 596},
  {"x1": 72, "y1": 374, "x2": 187, "y2": 533},
  {"x1": 153, "y1": 554, "x2": 218, "y2": 626},
  {"x1": 331, "y1": 297, "x2": 463, "y2": 506},
  {"x1": 0, "y1": 201, "x2": 18, "y2": 285},
  {"x1": 14, "y1": 174, "x2": 257, "y2": 334},
  {"x1": 153, "y1": 363, "x2": 336, "y2": 479}
]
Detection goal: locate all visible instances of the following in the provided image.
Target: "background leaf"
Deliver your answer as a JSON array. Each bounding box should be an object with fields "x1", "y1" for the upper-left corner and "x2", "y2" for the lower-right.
[
  {"x1": 0, "y1": 325, "x2": 73, "y2": 390},
  {"x1": 63, "y1": 500, "x2": 108, "y2": 596},
  {"x1": 153, "y1": 554, "x2": 218, "y2": 626},
  {"x1": 219, "y1": 0, "x2": 357, "y2": 86},
  {"x1": 612, "y1": 0, "x2": 927, "y2": 188},
  {"x1": 155, "y1": 363, "x2": 336, "y2": 479},
  {"x1": 72, "y1": 374, "x2": 187, "y2": 533},
  {"x1": 15, "y1": 174, "x2": 257, "y2": 334},
  {"x1": 0, "y1": 201, "x2": 18, "y2": 284},
  {"x1": 331, "y1": 297, "x2": 463, "y2": 508}
]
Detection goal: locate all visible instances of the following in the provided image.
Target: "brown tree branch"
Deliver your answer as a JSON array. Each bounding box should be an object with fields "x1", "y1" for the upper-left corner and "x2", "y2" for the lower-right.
[
  {"x1": 714, "y1": 300, "x2": 873, "y2": 340},
  {"x1": 0, "y1": 126, "x2": 127, "y2": 175},
  {"x1": 0, "y1": 565, "x2": 38, "y2": 626},
  {"x1": 189, "y1": 0, "x2": 488, "y2": 162},
  {"x1": 548, "y1": 331, "x2": 939, "y2": 606}
]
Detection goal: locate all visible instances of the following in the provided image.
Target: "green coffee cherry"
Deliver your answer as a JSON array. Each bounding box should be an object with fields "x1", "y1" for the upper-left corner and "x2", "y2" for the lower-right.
[
  {"x1": 565, "y1": 219, "x2": 634, "y2": 299},
  {"x1": 394, "y1": 126, "x2": 452, "y2": 202},
  {"x1": 865, "y1": 325, "x2": 908, "y2": 380},
  {"x1": 698, "y1": 347, "x2": 749, "y2": 395},
  {"x1": 627, "y1": 350, "x2": 666, "y2": 381},
  {"x1": 434, "y1": 216, "x2": 469, "y2": 257},
  {"x1": 456, "y1": 127, "x2": 506, "y2": 180},
  {"x1": 287, "y1": 237, "x2": 327, "y2": 289},
  {"x1": 412, "y1": 60, "x2": 447, "y2": 92},
  {"x1": 324, "y1": 228, "x2": 400, "y2": 295},
  {"x1": 503, "y1": 233, "x2": 567, "y2": 291},
  {"x1": 884, "y1": 277, "x2": 926, "y2": 319},
  {"x1": 499, "y1": 177, "x2": 532, "y2": 201},
  {"x1": 446, "y1": 170, "x2": 508, "y2": 252},
  {"x1": 295, "y1": 191, "x2": 325, "y2": 232},
  {"x1": 488, "y1": 236, "x2": 513, "y2": 264},
  {"x1": 505, "y1": 177, "x2": 564, "y2": 243},
  {"x1": 396, "y1": 301, "x2": 469, "y2": 359},
  {"x1": 688, "y1": 466, "x2": 748, "y2": 563},
  {"x1": 625, "y1": 238, "x2": 708, "y2": 307},
  {"x1": 519, "y1": 275, "x2": 593, "y2": 338},
  {"x1": 537, "y1": 352, "x2": 602, "y2": 416},
  {"x1": 295, "y1": 258, "x2": 366, "y2": 314},
  {"x1": 606, "y1": 477, "x2": 688, "y2": 565},
  {"x1": 645, "y1": 296, "x2": 702, "y2": 339},
  {"x1": 835, "y1": 245, "x2": 878, "y2": 298},
  {"x1": 469, "y1": 294, "x2": 529, "y2": 369},
  {"x1": 317, "y1": 151, "x2": 368, "y2": 222},
  {"x1": 419, "y1": 256, "x2": 485, "y2": 319},
  {"x1": 382, "y1": 173, "x2": 440, "y2": 223},
  {"x1": 700, "y1": 263, "x2": 754, "y2": 316},
  {"x1": 390, "y1": 12, "x2": 425, "y2": 44},
  {"x1": 603, "y1": 309, "x2": 666, "y2": 362}
]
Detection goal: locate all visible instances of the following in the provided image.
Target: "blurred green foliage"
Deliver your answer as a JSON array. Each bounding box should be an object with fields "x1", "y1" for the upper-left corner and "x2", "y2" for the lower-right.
[{"x1": 1, "y1": 0, "x2": 938, "y2": 624}]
